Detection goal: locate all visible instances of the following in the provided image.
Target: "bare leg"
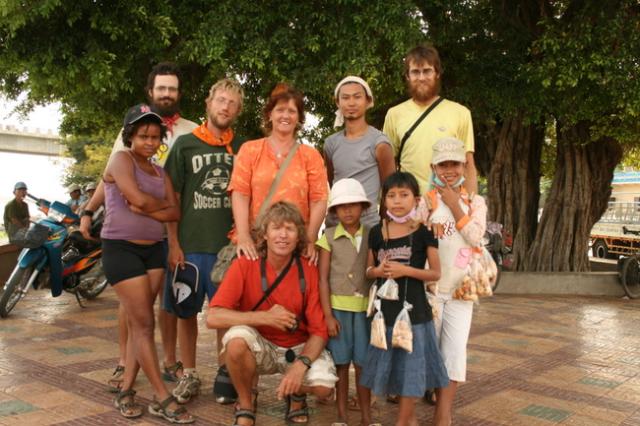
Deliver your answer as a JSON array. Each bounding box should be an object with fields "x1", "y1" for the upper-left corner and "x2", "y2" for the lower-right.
[
  {"x1": 434, "y1": 381, "x2": 458, "y2": 426},
  {"x1": 159, "y1": 308, "x2": 179, "y2": 374},
  {"x1": 217, "y1": 328, "x2": 227, "y2": 365},
  {"x1": 117, "y1": 303, "x2": 127, "y2": 366},
  {"x1": 335, "y1": 364, "x2": 349, "y2": 423},
  {"x1": 113, "y1": 269, "x2": 189, "y2": 420},
  {"x1": 355, "y1": 365, "x2": 372, "y2": 425},
  {"x1": 225, "y1": 338, "x2": 258, "y2": 426},
  {"x1": 396, "y1": 396, "x2": 418, "y2": 426},
  {"x1": 178, "y1": 315, "x2": 198, "y2": 369}
]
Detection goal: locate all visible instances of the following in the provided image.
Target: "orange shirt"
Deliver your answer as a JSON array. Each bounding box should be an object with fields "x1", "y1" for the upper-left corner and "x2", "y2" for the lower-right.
[{"x1": 228, "y1": 138, "x2": 328, "y2": 226}]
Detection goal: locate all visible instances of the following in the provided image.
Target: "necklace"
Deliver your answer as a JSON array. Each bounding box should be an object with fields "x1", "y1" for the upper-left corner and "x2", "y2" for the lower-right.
[{"x1": 268, "y1": 136, "x2": 294, "y2": 159}]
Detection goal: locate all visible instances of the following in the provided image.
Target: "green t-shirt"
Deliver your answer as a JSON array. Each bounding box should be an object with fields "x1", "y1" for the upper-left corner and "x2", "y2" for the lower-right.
[
  {"x1": 3, "y1": 198, "x2": 30, "y2": 238},
  {"x1": 164, "y1": 132, "x2": 244, "y2": 253}
]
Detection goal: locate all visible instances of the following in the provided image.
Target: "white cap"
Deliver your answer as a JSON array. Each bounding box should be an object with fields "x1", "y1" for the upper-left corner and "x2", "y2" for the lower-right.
[
  {"x1": 333, "y1": 76, "x2": 374, "y2": 128},
  {"x1": 68, "y1": 184, "x2": 81, "y2": 193},
  {"x1": 432, "y1": 137, "x2": 467, "y2": 165},
  {"x1": 85, "y1": 182, "x2": 97, "y2": 191},
  {"x1": 328, "y1": 178, "x2": 371, "y2": 210}
]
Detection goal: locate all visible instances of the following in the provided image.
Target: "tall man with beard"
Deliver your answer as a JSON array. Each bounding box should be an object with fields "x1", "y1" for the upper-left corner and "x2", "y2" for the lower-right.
[
  {"x1": 163, "y1": 78, "x2": 245, "y2": 404},
  {"x1": 383, "y1": 45, "x2": 477, "y2": 194},
  {"x1": 80, "y1": 62, "x2": 198, "y2": 391}
]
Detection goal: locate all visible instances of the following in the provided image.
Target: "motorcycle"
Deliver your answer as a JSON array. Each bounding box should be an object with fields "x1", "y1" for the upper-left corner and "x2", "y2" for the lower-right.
[
  {"x1": 483, "y1": 221, "x2": 512, "y2": 290},
  {"x1": 0, "y1": 195, "x2": 108, "y2": 317}
]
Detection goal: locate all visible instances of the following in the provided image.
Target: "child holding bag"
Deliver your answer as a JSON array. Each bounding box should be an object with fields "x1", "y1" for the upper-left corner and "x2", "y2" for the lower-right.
[
  {"x1": 361, "y1": 171, "x2": 449, "y2": 426},
  {"x1": 317, "y1": 178, "x2": 376, "y2": 426},
  {"x1": 423, "y1": 137, "x2": 488, "y2": 426}
]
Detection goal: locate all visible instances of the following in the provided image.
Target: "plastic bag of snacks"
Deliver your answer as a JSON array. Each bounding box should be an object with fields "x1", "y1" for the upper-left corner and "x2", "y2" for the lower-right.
[
  {"x1": 392, "y1": 301, "x2": 414, "y2": 353},
  {"x1": 453, "y1": 247, "x2": 496, "y2": 303},
  {"x1": 377, "y1": 277, "x2": 399, "y2": 300},
  {"x1": 366, "y1": 283, "x2": 378, "y2": 317},
  {"x1": 370, "y1": 300, "x2": 387, "y2": 350},
  {"x1": 425, "y1": 282, "x2": 439, "y2": 319}
]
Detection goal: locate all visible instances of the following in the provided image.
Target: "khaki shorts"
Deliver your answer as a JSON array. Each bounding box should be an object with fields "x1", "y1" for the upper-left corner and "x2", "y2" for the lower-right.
[{"x1": 222, "y1": 325, "x2": 338, "y2": 389}]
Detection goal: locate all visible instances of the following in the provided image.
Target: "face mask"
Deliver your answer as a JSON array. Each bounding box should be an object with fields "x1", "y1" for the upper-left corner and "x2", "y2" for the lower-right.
[
  {"x1": 432, "y1": 173, "x2": 465, "y2": 188},
  {"x1": 386, "y1": 207, "x2": 417, "y2": 224}
]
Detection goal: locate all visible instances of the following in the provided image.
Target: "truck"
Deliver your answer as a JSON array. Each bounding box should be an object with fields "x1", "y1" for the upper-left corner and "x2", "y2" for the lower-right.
[{"x1": 590, "y1": 202, "x2": 640, "y2": 259}]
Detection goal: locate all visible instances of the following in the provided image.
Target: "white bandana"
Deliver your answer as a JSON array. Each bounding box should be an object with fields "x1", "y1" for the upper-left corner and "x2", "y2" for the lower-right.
[{"x1": 333, "y1": 76, "x2": 374, "y2": 128}]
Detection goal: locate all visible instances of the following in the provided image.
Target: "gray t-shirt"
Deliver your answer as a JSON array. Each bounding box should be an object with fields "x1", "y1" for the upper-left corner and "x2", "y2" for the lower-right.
[{"x1": 324, "y1": 125, "x2": 391, "y2": 228}]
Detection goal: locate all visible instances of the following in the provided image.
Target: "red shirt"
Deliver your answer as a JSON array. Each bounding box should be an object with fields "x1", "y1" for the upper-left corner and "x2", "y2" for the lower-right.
[{"x1": 210, "y1": 256, "x2": 329, "y2": 348}]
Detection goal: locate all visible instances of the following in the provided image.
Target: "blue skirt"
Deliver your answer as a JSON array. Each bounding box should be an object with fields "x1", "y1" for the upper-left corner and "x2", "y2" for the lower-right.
[{"x1": 360, "y1": 321, "x2": 449, "y2": 397}]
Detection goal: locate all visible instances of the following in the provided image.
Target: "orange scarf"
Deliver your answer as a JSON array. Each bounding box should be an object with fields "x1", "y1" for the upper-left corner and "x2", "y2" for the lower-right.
[{"x1": 192, "y1": 122, "x2": 235, "y2": 155}]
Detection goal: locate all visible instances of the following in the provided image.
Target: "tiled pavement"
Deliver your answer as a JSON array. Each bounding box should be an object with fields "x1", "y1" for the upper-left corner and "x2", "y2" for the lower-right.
[{"x1": 0, "y1": 287, "x2": 639, "y2": 425}]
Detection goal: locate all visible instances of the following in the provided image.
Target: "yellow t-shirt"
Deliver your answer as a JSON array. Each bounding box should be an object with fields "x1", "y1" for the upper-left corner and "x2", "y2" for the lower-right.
[
  {"x1": 383, "y1": 98, "x2": 474, "y2": 193},
  {"x1": 316, "y1": 223, "x2": 368, "y2": 312}
]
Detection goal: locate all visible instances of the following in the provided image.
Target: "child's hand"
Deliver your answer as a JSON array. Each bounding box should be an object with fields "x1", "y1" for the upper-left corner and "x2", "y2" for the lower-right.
[
  {"x1": 382, "y1": 261, "x2": 407, "y2": 279},
  {"x1": 437, "y1": 175, "x2": 461, "y2": 209},
  {"x1": 325, "y1": 315, "x2": 341, "y2": 337},
  {"x1": 431, "y1": 223, "x2": 445, "y2": 238}
]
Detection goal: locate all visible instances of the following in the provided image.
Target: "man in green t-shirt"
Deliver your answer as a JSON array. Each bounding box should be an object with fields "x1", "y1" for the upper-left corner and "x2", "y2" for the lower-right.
[
  {"x1": 3, "y1": 182, "x2": 30, "y2": 242},
  {"x1": 163, "y1": 78, "x2": 245, "y2": 404}
]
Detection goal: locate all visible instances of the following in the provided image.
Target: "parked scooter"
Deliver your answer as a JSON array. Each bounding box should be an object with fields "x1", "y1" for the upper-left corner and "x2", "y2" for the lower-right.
[
  {"x1": 483, "y1": 221, "x2": 512, "y2": 290},
  {"x1": 0, "y1": 195, "x2": 108, "y2": 317}
]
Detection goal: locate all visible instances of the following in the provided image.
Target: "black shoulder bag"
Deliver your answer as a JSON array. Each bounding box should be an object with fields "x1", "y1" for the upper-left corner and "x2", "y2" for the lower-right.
[{"x1": 396, "y1": 97, "x2": 445, "y2": 170}]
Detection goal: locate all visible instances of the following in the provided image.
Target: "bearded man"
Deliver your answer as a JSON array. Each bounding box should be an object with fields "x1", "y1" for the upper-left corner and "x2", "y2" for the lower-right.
[{"x1": 383, "y1": 45, "x2": 477, "y2": 194}]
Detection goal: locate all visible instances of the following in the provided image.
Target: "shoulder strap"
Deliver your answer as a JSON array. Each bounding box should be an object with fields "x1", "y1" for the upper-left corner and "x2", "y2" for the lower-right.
[
  {"x1": 257, "y1": 141, "x2": 300, "y2": 218},
  {"x1": 396, "y1": 97, "x2": 445, "y2": 170},
  {"x1": 251, "y1": 256, "x2": 306, "y2": 311}
]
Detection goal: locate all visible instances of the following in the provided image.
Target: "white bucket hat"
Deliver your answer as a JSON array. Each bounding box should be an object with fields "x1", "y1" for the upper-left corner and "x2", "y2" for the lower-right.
[
  {"x1": 432, "y1": 137, "x2": 467, "y2": 165},
  {"x1": 328, "y1": 178, "x2": 371, "y2": 210}
]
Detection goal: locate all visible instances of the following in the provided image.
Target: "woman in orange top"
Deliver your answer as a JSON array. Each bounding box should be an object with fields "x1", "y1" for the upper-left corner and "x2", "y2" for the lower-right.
[{"x1": 229, "y1": 84, "x2": 328, "y2": 264}]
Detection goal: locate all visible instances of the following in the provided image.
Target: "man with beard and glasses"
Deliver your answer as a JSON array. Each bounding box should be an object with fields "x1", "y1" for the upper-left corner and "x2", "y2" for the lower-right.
[
  {"x1": 323, "y1": 76, "x2": 395, "y2": 228},
  {"x1": 383, "y1": 45, "x2": 477, "y2": 194},
  {"x1": 80, "y1": 62, "x2": 198, "y2": 393},
  {"x1": 162, "y1": 78, "x2": 245, "y2": 404}
]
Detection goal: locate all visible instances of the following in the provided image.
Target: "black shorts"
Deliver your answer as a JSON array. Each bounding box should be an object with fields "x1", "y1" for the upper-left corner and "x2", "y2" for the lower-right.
[{"x1": 102, "y1": 239, "x2": 165, "y2": 285}]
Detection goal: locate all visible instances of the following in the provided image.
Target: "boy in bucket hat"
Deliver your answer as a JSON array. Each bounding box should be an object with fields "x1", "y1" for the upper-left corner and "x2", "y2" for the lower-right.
[{"x1": 316, "y1": 178, "x2": 378, "y2": 426}]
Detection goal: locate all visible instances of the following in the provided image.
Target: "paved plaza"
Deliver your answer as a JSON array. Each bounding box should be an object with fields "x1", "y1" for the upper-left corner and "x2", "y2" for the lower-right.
[{"x1": 0, "y1": 286, "x2": 639, "y2": 425}]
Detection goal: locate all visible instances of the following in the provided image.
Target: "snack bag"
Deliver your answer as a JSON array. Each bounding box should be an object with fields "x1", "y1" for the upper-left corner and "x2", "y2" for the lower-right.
[
  {"x1": 391, "y1": 301, "x2": 413, "y2": 353},
  {"x1": 453, "y1": 248, "x2": 496, "y2": 303},
  {"x1": 377, "y1": 277, "x2": 399, "y2": 300},
  {"x1": 370, "y1": 300, "x2": 387, "y2": 350},
  {"x1": 366, "y1": 283, "x2": 378, "y2": 317}
]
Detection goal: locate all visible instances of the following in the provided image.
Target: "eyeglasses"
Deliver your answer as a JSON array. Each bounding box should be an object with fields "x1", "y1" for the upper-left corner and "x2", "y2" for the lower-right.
[
  {"x1": 155, "y1": 85, "x2": 179, "y2": 94},
  {"x1": 408, "y1": 68, "x2": 436, "y2": 78}
]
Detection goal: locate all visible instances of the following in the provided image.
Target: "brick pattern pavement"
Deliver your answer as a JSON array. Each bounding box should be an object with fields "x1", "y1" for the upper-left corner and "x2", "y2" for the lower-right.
[{"x1": 0, "y1": 287, "x2": 638, "y2": 425}]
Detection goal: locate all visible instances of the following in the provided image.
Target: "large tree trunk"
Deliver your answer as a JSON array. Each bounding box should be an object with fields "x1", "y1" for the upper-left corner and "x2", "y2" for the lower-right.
[
  {"x1": 476, "y1": 112, "x2": 544, "y2": 271},
  {"x1": 525, "y1": 121, "x2": 622, "y2": 271}
]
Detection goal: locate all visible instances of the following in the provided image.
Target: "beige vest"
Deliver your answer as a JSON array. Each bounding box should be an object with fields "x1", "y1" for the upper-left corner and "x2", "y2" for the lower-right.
[{"x1": 326, "y1": 226, "x2": 372, "y2": 296}]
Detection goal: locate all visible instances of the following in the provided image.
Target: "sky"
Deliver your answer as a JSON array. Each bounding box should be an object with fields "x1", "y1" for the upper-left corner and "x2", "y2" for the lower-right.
[{"x1": 0, "y1": 96, "x2": 70, "y2": 215}]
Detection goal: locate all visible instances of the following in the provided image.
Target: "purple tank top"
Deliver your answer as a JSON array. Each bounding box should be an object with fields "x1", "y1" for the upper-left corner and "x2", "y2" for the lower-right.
[{"x1": 101, "y1": 153, "x2": 166, "y2": 241}]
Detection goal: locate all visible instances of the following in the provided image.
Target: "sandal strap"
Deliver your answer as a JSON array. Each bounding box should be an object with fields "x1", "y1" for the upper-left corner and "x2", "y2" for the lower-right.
[
  {"x1": 290, "y1": 393, "x2": 307, "y2": 402},
  {"x1": 113, "y1": 365, "x2": 125, "y2": 374},
  {"x1": 234, "y1": 409, "x2": 256, "y2": 420},
  {"x1": 286, "y1": 408, "x2": 309, "y2": 419},
  {"x1": 165, "y1": 361, "x2": 183, "y2": 373},
  {"x1": 158, "y1": 394, "x2": 177, "y2": 409},
  {"x1": 116, "y1": 389, "x2": 136, "y2": 400}
]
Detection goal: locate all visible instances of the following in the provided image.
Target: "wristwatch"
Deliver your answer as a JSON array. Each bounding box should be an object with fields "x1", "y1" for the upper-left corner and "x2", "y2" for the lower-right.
[
  {"x1": 82, "y1": 210, "x2": 94, "y2": 217},
  {"x1": 295, "y1": 355, "x2": 312, "y2": 370}
]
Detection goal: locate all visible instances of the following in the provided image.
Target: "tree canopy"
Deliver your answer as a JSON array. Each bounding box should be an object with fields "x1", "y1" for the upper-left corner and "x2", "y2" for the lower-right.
[{"x1": 2, "y1": 0, "x2": 639, "y2": 271}]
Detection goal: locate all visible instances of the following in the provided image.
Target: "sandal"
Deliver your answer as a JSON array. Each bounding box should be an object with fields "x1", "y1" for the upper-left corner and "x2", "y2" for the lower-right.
[
  {"x1": 386, "y1": 394, "x2": 399, "y2": 404},
  {"x1": 162, "y1": 361, "x2": 184, "y2": 382},
  {"x1": 114, "y1": 389, "x2": 143, "y2": 419},
  {"x1": 107, "y1": 365, "x2": 125, "y2": 393},
  {"x1": 285, "y1": 393, "x2": 309, "y2": 425},
  {"x1": 348, "y1": 395, "x2": 360, "y2": 411},
  {"x1": 148, "y1": 395, "x2": 195, "y2": 424},
  {"x1": 232, "y1": 406, "x2": 256, "y2": 426}
]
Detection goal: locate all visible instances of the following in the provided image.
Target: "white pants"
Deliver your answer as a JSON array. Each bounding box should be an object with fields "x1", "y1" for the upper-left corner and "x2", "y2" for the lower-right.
[{"x1": 432, "y1": 293, "x2": 473, "y2": 382}]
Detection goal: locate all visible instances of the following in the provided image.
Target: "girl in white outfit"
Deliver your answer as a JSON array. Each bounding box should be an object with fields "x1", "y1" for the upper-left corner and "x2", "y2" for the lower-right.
[{"x1": 422, "y1": 137, "x2": 487, "y2": 426}]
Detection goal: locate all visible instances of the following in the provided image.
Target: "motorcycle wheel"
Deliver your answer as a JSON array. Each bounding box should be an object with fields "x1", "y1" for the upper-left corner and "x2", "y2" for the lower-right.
[
  {"x1": 0, "y1": 266, "x2": 35, "y2": 318},
  {"x1": 621, "y1": 256, "x2": 640, "y2": 299},
  {"x1": 492, "y1": 253, "x2": 503, "y2": 292},
  {"x1": 78, "y1": 259, "x2": 108, "y2": 300}
]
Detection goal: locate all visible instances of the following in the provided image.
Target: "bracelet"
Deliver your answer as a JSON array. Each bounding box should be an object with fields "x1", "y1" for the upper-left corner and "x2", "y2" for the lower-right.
[
  {"x1": 366, "y1": 266, "x2": 374, "y2": 276},
  {"x1": 82, "y1": 210, "x2": 94, "y2": 217},
  {"x1": 295, "y1": 355, "x2": 312, "y2": 370}
]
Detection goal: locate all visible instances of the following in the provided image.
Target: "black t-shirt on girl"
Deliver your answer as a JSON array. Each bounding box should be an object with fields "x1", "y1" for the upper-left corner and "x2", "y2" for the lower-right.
[{"x1": 369, "y1": 223, "x2": 438, "y2": 326}]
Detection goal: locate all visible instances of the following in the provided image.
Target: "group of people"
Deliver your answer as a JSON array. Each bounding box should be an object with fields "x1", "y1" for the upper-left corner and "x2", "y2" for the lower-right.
[{"x1": 76, "y1": 44, "x2": 486, "y2": 426}]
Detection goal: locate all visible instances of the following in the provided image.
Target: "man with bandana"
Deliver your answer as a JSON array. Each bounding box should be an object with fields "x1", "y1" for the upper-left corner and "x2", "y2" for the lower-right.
[
  {"x1": 383, "y1": 45, "x2": 477, "y2": 194},
  {"x1": 80, "y1": 62, "x2": 198, "y2": 391},
  {"x1": 163, "y1": 78, "x2": 245, "y2": 404},
  {"x1": 323, "y1": 76, "x2": 395, "y2": 228}
]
